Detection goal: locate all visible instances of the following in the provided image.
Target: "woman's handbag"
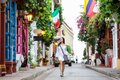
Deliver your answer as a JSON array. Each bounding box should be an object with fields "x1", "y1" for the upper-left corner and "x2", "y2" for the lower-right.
[
  {"x1": 63, "y1": 55, "x2": 69, "y2": 61},
  {"x1": 60, "y1": 46, "x2": 69, "y2": 61}
]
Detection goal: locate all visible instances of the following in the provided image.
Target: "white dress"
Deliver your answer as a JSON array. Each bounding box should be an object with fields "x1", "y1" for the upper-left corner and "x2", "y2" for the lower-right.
[{"x1": 55, "y1": 44, "x2": 68, "y2": 61}]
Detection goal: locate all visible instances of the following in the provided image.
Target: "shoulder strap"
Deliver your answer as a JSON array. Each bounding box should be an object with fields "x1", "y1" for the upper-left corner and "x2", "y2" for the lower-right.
[{"x1": 60, "y1": 45, "x2": 65, "y2": 55}]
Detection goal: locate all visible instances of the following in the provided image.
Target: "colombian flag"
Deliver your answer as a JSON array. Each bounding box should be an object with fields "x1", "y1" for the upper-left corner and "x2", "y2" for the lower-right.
[
  {"x1": 84, "y1": 0, "x2": 99, "y2": 18},
  {"x1": 87, "y1": 0, "x2": 97, "y2": 18},
  {"x1": 86, "y1": 0, "x2": 93, "y2": 14},
  {"x1": 84, "y1": 0, "x2": 89, "y2": 14}
]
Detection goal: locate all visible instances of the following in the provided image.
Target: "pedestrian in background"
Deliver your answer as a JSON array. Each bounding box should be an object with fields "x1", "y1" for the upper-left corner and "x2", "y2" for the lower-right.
[
  {"x1": 76, "y1": 58, "x2": 78, "y2": 63},
  {"x1": 55, "y1": 37, "x2": 68, "y2": 77}
]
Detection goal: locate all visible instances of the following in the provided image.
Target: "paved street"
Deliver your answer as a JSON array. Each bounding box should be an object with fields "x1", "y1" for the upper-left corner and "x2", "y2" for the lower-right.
[{"x1": 35, "y1": 64, "x2": 117, "y2": 80}]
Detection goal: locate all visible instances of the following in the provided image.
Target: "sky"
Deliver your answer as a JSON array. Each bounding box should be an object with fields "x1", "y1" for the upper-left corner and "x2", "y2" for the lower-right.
[{"x1": 62, "y1": 0, "x2": 86, "y2": 62}]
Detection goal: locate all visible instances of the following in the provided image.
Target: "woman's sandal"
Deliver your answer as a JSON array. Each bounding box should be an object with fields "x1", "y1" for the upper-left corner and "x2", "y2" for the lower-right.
[{"x1": 60, "y1": 74, "x2": 63, "y2": 77}]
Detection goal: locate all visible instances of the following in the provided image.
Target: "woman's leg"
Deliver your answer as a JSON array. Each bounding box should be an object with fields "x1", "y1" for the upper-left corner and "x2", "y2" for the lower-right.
[
  {"x1": 61, "y1": 61, "x2": 65, "y2": 75},
  {"x1": 59, "y1": 61, "x2": 65, "y2": 76}
]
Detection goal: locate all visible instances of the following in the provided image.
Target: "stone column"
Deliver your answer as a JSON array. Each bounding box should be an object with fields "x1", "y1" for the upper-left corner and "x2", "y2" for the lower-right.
[{"x1": 112, "y1": 22, "x2": 118, "y2": 69}]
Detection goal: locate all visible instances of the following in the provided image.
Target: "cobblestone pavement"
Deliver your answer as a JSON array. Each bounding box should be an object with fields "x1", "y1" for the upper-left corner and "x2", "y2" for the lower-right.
[{"x1": 35, "y1": 64, "x2": 117, "y2": 80}]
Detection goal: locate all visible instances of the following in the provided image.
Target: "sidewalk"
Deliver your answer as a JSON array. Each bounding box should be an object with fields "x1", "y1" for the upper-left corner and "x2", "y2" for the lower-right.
[
  {"x1": 86, "y1": 65, "x2": 120, "y2": 79},
  {"x1": 0, "y1": 65, "x2": 54, "y2": 80}
]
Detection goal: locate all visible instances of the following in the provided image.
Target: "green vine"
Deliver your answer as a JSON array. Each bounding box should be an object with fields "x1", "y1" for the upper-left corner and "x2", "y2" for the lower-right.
[
  {"x1": 18, "y1": 0, "x2": 53, "y2": 20},
  {"x1": 17, "y1": 0, "x2": 63, "y2": 47},
  {"x1": 35, "y1": 0, "x2": 57, "y2": 47},
  {"x1": 97, "y1": 0, "x2": 120, "y2": 22},
  {"x1": 28, "y1": 26, "x2": 33, "y2": 64}
]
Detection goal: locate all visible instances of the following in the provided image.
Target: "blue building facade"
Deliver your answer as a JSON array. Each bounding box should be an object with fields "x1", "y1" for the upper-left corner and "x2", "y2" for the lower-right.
[{"x1": 6, "y1": 0, "x2": 17, "y2": 73}]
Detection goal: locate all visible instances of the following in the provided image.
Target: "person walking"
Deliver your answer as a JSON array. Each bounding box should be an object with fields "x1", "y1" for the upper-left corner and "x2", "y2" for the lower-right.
[{"x1": 55, "y1": 37, "x2": 68, "y2": 77}]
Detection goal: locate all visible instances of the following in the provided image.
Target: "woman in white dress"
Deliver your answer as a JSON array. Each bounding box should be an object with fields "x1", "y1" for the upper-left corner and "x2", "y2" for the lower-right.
[{"x1": 55, "y1": 37, "x2": 68, "y2": 77}]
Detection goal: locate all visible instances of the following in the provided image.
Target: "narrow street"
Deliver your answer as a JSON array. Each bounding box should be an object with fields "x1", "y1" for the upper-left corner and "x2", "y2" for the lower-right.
[{"x1": 35, "y1": 64, "x2": 117, "y2": 80}]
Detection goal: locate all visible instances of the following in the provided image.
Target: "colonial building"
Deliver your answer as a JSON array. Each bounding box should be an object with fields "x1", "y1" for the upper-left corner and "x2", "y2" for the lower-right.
[
  {"x1": 53, "y1": 21, "x2": 74, "y2": 54},
  {"x1": 61, "y1": 21, "x2": 74, "y2": 51},
  {"x1": 0, "y1": 0, "x2": 29, "y2": 76},
  {"x1": 0, "y1": 0, "x2": 6, "y2": 76}
]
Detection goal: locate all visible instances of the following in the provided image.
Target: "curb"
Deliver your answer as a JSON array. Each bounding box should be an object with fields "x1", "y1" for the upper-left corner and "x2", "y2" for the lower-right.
[
  {"x1": 21, "y1": 66, "x2": 54, "y2": 80},
  {"x1": 86, "y1": 65, "x2": 120, "y2": 79}
]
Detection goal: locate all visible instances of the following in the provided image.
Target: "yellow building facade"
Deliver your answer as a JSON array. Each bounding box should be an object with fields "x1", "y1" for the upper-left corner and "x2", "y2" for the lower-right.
[{"x1": 61, "y1": 21, "x2": 74, "y2": 53}]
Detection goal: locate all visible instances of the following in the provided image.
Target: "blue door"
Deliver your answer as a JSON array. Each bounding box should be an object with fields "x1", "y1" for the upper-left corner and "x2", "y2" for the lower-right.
[{"x1": 6, "y1": 0, "x2": 17, "y2": 62}]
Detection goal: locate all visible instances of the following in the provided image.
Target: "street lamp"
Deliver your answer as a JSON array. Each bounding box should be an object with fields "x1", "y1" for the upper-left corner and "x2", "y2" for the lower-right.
[{"x1": 110, "y1": 20, "x2": 114, "y2": 28}]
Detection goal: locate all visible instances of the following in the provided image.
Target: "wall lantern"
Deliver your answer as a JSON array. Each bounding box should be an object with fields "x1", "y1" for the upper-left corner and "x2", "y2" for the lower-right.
[
  {"x1": 41, "y1": 30, "x2": 45, "y2": 35},
  {"x1": 26, "y1": 14, "x2": 32, "y2": 21},
  {"x1": 24, "y1": 11, "x2": 32, "y2": 21},
  {"x1": 54, "y1": 42, "x2": 58, "y2": 46},
  {"x1": 33, "y1": 29, "x2": 45, "y2": 35}
]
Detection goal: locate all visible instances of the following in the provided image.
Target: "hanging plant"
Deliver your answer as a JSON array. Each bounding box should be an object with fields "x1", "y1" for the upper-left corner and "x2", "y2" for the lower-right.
[
  {"x1": 77, "y1": 14, "x2": 98, "y2": 46},
  {"x1": 66, "y1": 45, "x2": 72, "y2": 55},
  {"x1": 97, "y1": 0, "x2": 120, "y2": 22},
  {"x1": 17, "y1": 0, "x2": 53, "y2": 20},
  {"x1": 42, "y1": 28, "x2": 56, "y2": 46},
  {"x1": 35, "y1": 0, "x2": 57, "y2": 47}
]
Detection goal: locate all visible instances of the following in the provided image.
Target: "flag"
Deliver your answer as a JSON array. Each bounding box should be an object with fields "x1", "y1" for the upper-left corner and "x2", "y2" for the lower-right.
[
  {"x1": 93, "y1": 2, "x2": 99, "y2": 13},
  {"x1": 52, "y1": 7, "x2": 60, "y2": 29},
  {"x1": 84, "y1": 0, "x2": 89, "y2": 14},
  {"x1": 87, "y1": 0, "x2": 97, "y2": 18},
  {"x1": 86, "y1": 0, "x2": 93, "y2": 14}
]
